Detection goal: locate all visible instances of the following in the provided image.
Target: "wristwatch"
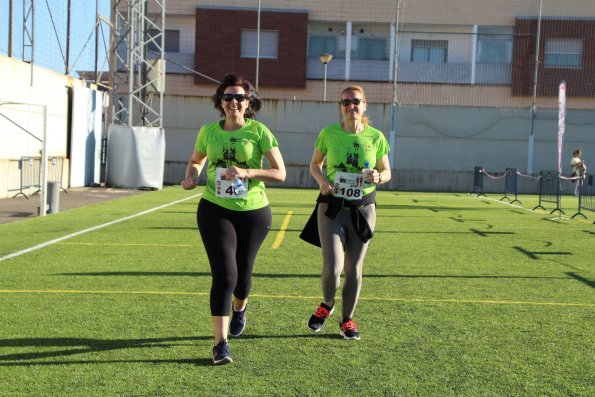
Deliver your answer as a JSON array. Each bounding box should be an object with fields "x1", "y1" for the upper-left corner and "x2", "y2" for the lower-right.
[{"x1": 378, "y1": 174, "x2": 383, "y2": 183}]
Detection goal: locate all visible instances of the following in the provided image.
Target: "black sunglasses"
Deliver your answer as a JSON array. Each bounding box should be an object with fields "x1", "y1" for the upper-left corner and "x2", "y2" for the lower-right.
[
  {"x1": 222, "y1": 93, "x2": 248, "y2": 102},
  {"x1": 341, "y1": 98, "x2": 364, "y2": 106}
]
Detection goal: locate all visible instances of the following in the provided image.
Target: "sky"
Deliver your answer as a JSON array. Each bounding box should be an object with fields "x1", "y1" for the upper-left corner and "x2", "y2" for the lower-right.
[{"x1": 0, "y1": 0, "x2": 112, "y2": 78}]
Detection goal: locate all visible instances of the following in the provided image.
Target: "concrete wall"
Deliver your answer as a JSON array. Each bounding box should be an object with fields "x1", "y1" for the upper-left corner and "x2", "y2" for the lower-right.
[
  {"x1": 2, "y1": 53, "x2": 594, "y2": 197},
  {"x1": 161, "y1": 96, "x2": 595, "y2": 193}
]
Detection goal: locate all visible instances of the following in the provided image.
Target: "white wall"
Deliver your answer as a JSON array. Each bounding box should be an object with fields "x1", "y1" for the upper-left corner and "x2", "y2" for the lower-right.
[{"x1": 0, "y1": 55, "x2": 89, "y2": 198}]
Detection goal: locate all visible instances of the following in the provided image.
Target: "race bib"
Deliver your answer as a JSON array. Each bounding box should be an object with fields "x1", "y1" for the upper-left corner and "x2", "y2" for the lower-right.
[
  {"x1": 215, "y1": 167, "x2": 248, "y2": 199},
  {"x1": 333, "y1": 172, "x2": 364, "y2": 200}
]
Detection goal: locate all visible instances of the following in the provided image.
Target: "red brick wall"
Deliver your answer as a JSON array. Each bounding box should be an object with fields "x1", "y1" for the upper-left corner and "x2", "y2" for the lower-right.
[
  {"x1": 512, "y1": 18, "x2": 595, "y2": 97},
  {"x1": 194, "y1": 8, "x2": 308, "y2": 88}
]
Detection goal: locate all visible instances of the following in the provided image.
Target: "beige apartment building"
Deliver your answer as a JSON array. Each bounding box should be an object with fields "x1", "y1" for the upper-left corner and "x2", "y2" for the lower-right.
[
  {"x1": 150, "y1": 0, "x2": 594, "y2": 191},
  {"x1": 158, "y1": 0, "x2": 594, "y2": 108}
]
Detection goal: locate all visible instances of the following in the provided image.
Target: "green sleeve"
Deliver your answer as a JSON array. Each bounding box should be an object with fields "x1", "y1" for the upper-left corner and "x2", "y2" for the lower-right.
[
  {"x1": 377, "y1": 133, "x2": 390, "y2": 159},
  {"x1": 314, "y1": 128, "x2": 327, "y2": 154},
  {"x1": 195, "y1": 125, "x2": 208, "y2": 154},
  {"x1": 258, "y1": 122, "x2": 279, "y2": 154}
]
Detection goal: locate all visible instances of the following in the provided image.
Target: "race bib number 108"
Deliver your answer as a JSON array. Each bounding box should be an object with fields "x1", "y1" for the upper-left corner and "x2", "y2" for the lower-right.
[{"x1": 333, "y1": 172, "x2": 363, "y2": 200}]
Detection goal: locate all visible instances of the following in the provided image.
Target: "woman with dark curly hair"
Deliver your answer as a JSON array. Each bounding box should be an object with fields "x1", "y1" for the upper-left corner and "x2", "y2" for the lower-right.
[{"x1": 181, "y1": 73, "x2": 286, "y2": 364}]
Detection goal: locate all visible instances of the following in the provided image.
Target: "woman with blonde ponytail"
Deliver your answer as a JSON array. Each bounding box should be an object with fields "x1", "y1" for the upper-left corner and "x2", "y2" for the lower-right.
[{"x1": 301, "y1": 85, "x2": 391, "y2": 340}]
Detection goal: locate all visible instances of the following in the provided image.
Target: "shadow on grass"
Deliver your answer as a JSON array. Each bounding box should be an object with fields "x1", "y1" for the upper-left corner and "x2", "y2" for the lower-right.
[
  {"x1": 566, "y1": 272, "x2": 595, "y2": 289},
  {"x1": 379, "y1": 204, "x2": 502, "y2": 212},
  {"x1": 0, "y1": 336, "x2": 209, "y2": 363},
  {"x1": 470, "y1": 229, "x2": 516, "y2": 237},
  {"x1": 55, "y1": 271, "x2": 572, "y2": 281},
  {"x1": 513, "y1": 246, "x2": 573, "y2": 260},
  {"x1": 0, "y1": 334, "x2": 337, "y2": 367}
]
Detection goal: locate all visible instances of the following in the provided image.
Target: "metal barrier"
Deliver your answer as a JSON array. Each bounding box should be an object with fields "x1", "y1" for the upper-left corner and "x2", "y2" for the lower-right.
[
  {"x1": 533, "y1": 171, "x2": 564, "y2": 215},
  {"x1": 472, "y1": 166, "x2": 485, "y2": 196},
  {"x1": 8, "y1": 156, "x2": 67, "y2": 199},
  {"x1": 500, "y1": 168, "x2": 521, "y2": 204},
  {"x1": 9, "y1": 157, "x2": 41, "y2": 199},
  {"x1": 572, "y1": 175, "x2": 594, "y2": 223}
]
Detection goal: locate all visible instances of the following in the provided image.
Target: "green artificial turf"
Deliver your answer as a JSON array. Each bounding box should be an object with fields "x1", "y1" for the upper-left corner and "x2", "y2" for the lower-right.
[{"x1": 0, "y1": 187, "x2": 593, "y2": 396}]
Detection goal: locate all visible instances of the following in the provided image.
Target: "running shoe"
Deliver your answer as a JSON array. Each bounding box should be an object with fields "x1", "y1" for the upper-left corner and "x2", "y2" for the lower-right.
[
  {"x1": 307, "y1": 302, "x2": 334, "y2": 332},
  {"x1": 229, "y1": 304, "x2": 247, "y2": 337},
  {"x1": 212, "y1": 340, "x2": 233, "y2": 365},
  {"x1": 339, "y1": 318, "x2": 361, "y2": 340}
]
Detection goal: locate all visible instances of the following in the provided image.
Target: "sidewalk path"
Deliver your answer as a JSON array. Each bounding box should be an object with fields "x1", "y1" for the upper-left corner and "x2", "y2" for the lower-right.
[{"x1": 0, "y1": 187, "x2": 148, "y2": 225}]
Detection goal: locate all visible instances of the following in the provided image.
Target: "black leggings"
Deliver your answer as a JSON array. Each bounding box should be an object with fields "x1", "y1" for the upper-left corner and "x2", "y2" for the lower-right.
[{"x1": 197, "y1": 199, "x2": 272, "y2": 316}]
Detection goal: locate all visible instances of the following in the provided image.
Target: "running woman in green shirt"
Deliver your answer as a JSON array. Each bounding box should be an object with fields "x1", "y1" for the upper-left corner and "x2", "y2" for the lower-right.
[
  {"x1": 181, "y1": 74, "x2": 286, "y2": 364},
  {"x1": 305, "y1": 85, "x2": 391, "y2": 340}
]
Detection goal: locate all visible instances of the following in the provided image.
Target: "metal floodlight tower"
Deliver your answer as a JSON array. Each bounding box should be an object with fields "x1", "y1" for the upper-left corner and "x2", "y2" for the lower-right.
[{"x1": 110, "y1": 0, "x2": 165, "y2": 127}]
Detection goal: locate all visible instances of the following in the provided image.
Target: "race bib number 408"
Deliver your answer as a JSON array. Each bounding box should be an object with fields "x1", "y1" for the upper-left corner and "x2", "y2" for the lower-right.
[
  {"x1": 333, "y1": 172, "x2": 364, "y2": 200},
  {"x1": 215, "y1": 167, "x2": 248, "y2": 199}
]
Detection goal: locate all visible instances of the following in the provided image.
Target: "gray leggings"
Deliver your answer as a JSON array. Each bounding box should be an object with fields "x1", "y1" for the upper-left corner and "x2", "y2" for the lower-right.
[{"x1": 317, "y1": 202, "x2": 376, "y2": 321}]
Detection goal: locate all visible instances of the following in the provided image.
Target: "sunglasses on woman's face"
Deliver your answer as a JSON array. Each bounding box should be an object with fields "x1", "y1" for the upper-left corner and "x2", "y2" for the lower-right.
[
  {"x1": 222, "y1": 93, "x2": 248, "y2": 102},
  {"x1": 341, "y1": 98, "x2": 363, "y2": 107}
]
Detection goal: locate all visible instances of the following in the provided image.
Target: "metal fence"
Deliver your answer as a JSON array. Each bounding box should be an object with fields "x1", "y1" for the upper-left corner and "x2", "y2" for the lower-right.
[
  {"x1": 472, "y1": 166, "x2": 485, "y2": 196},
  {"x1": 500, "y1": 168, "x2": 521, "y2": 204},
  {"x1": 8, "y1": 156, "x2": 66, "y2": 199},
  {"x1": 533, "y1": 171, "x2": 563, "y2": 215},
  {"x1": 572, "y1": 175, "x2": 594, "y2": 222}
]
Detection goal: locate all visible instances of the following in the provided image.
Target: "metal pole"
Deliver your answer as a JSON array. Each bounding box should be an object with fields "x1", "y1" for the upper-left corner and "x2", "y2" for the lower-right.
[
  {"x1": 140, "y1": 0, "x2": 148, "y2": 125},
  {"x1": 40, "y1": 105, "x2": 48, "y2": 216},
  {"x1": 323, "y1": 62, "x2": 328, "y2": 101},
  {"x1": 388, "y1": 0, "x2": 401, "y2": 168},
  {"x1": 66, "y1": 0, "x2": 71, "y2": 74},
  {"x1": 95, "y1": 0, "x2": 99, "y2": 81},
  {"x1": 8, "y1": 0, "x2": 13, "y2": 56},
  {"x1": 255, "y1": 0, "x2": 261, "y2": 90},
  {"x1": 30, "y1": 0, "x2": 35, "y2": 85},
  {"x1": 127, "y1": 0, "x2": 134, "y2": 126},
  {"x1": 527, "y1": 0, "x2": 543, "y2": 174}
]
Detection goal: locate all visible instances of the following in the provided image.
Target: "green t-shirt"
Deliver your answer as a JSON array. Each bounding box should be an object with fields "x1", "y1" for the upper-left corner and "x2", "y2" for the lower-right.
[
  {"x1": 195, "y1": 118, "x2": 278, "y2": 211},
  {"x1": 315, "y1": 123, "x2": 390, "y2": 196}
]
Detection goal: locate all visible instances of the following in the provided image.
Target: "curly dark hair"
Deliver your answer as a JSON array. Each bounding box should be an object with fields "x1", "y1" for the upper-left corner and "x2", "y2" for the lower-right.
[{"x1": 212, "y1": 73, "x2": 262, "y2": 118}]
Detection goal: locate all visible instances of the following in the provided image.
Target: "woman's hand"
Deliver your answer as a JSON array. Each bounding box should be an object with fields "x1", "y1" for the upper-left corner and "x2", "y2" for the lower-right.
[
  {"x1": 225, "y1": 166, "x2": 247, "y2": 181},
  {"x1": 319, "y1": 181, "x2": 334, "y2": 196},
  {"x1": 181, "y1": 150, "x2": 207, "y2": 190},
  {"x1": 181, "y1": 176, "x2": 197, "y2": 190}
]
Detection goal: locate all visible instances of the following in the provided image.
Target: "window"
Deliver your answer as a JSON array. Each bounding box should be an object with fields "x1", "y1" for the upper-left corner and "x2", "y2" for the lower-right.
[
  {"x1": 352, "y1": 37, "x2": 388, "y2": 61},
  {"x1": 410, "y1": 40, "x2": 448, "y2": 63},
  {"x1": 147, "y1": 29, "x2": 179, "y2": 53},
  {"x1": 241, "y1": 30, "x2": 279, "y2": 59},
  {"x1": 308, "y1": 36, "x2": 338, "y2": 59},
  {"x1": 477, "y1": 26, "x2": 512, "y2": 64},
  {"x1": 545, "y1": 38, "x2": 582, "y2": 69}
]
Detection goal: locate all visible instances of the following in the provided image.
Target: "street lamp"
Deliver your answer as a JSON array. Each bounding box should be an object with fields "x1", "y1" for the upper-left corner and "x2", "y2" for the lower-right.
[{"x1": 319, "y1": 53, "x2": 333, "y2": 101}]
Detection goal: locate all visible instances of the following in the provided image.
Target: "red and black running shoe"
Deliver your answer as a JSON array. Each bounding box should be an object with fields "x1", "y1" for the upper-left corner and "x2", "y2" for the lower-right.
[{"x1": 307, "y1": 302, "x2": 334, "y2": 332}]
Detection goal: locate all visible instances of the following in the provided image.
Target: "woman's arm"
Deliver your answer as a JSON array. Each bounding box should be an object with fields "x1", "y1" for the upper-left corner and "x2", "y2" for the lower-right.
[
  {"x1": 373, "y1": 154, "x2": 392, "y2": 185},
  {"x1": 310, "y1": 148, "x2": 333, "y2": 195},
  {"x1": 181, "y1": 150, "x2": 207, "y2": 190},
  {"x1": 225, "y1": 147, "x2": 286, "y2": 183}
]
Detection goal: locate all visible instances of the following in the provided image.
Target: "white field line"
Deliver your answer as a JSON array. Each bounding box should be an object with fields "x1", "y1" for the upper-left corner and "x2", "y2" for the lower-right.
[{"x1": 0, "y1": 193, "x2": 202, "y2": 262}]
